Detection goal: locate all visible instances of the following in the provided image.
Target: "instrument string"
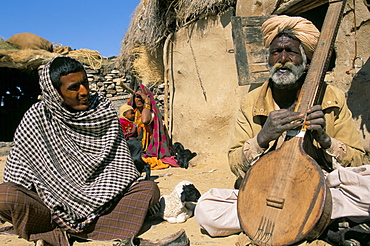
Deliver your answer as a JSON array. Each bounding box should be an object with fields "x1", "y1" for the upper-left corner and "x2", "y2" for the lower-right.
[{"x1": 254, "y1": 136, "x2": 303, "y2": 245}]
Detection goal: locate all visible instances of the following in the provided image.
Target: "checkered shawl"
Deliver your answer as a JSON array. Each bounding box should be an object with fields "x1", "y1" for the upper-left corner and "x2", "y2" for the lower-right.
[{"x1": 4, "y1": 58, "x2": 140, "y2": 232}]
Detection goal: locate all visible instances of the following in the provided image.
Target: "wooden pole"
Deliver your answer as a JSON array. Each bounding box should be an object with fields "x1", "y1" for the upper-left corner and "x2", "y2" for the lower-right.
[
  {"x1": 119, "y1": 81, "x2": 135, "y2": 94},
  {"x1": 163, "y1": 33, "x2": 173, "y2": 129}
]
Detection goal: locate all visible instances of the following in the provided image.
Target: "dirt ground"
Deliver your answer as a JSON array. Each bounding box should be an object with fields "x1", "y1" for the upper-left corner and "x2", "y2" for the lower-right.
[{"x1": 0, "y1": 154, "x2": 240, "y2": 246}]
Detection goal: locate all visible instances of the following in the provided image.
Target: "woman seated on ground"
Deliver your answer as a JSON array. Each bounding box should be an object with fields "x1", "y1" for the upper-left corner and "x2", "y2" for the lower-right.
[{"x1": 127, "y1": 84, "x2": 175, "y2": 169}]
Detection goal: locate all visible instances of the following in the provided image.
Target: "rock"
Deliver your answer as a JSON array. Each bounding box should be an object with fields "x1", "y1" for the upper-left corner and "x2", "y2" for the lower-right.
[
  {"x1": 157, "y1": 95, "x2": 165, "y2": 101},
  {"x1": 113, "y1": 78, "x2": 123, "y2": 83},
  {"x1": 106, "y1": 90, "x2": 117, "y2": 95},
  {"x1": 107, "y1": 84, "x2": 115, "y2": 90},
  {"x1": 90, "y1": 83, "x2": 97, "y2": 91}
]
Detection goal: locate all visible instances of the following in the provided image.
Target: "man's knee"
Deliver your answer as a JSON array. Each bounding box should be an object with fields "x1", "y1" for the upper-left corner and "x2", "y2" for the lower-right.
[
  {"x1": 195, "y1": 188, "x2": 241, "y2": 237},
  {"x1": 0, "y1": 182, "x2": 22, "y2": 220},
  {"x1": 0, "y1": 182, "x2": 21, "y2": 205},
  {"x1": 130, "y1": 180, "x2": 160, "y2": 206},
  {"x1": 194, "y1": 196, "x2": 214, "y2": 230},
  {"x1": 137, "y1": 180, "x2": 160, "y2": 197}
]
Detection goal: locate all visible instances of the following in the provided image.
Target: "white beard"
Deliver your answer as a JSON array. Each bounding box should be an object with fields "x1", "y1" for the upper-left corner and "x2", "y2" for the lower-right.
[{"x1": 268, "y1": 61, "x2": 306, "y2": 87}]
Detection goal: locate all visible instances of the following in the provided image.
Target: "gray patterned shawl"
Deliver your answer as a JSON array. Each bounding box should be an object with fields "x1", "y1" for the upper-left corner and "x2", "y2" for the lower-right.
[{"x1": 4, "y1": 57, "x2": 140, "y2": 232}]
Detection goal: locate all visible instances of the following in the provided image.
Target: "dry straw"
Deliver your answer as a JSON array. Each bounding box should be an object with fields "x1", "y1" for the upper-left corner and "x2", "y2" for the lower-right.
[
  {"x1": 68, "y1": 49, "x2": 108, "y2": 70},
  {"x1": 131, "y1": 45, "x2": 164, "y2": 85},
  {"x1": 117, "y1": 0, "x2": 236, "y2": 71},
  {"x1": 0, "y1": 39, "x2": 109, "y2": 70}
]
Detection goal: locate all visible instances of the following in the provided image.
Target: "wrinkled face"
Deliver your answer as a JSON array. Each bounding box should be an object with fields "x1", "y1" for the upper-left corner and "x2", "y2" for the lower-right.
[
  {"x1": 267, "y1": 35, "x2": 307, "y2": 88},
  {"x1": 59, "y1": 71, "x2": 90, "y2": 112}
]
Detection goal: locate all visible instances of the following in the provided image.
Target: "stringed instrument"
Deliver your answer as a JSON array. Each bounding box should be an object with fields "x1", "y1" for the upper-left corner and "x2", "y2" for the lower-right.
[{"x1": 237, "y1": 1, "x2": 346, "y2": 245}]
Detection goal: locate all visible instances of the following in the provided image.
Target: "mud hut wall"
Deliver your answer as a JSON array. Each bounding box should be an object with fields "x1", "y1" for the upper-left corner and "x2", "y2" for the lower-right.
[
  {"x1": 236, "y1": 0, "x2": 279, "y2": 16},
  {"x1": 325, "y1": 1, "x2": 370, "y2": 92},
  {"x1": 169, "y1": 10, "x2": 249, "y2": 166},
  {"x1": 326, "y1": 1, "x2": 370, "y2": 152}
]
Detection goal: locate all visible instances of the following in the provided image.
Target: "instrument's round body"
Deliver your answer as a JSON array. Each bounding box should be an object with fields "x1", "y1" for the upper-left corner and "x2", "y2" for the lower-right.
[{"x1": 237, "y1": 137, "x2": 332, "y2": 246}]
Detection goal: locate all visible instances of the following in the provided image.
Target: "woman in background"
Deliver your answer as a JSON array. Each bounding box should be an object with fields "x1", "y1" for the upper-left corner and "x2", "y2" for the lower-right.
[{"x1": 127, "y1": 84, "x2": 174, "y2": 169}]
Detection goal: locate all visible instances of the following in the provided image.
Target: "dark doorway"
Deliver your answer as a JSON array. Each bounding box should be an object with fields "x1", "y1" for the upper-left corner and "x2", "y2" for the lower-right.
[
  {"x1": 299, "y1": 3, "x2": 336, "y2": 71},
  {"x1": 0, "y1": 67, "x2": 40, "y2": 141}
]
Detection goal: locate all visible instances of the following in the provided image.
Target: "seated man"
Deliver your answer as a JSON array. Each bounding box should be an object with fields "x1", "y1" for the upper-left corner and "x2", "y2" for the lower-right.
[
  {"x1": 0, "y1": 56, "x2": 179, "y2": 245},
  {"x1": 195, "y1": 15, "x2": 369, "y2": 244}
]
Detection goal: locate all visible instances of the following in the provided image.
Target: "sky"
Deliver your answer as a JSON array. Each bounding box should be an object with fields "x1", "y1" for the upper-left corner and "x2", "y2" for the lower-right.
[{"x1": 1, "y1": 0, "x2": 141, "y2": 57}]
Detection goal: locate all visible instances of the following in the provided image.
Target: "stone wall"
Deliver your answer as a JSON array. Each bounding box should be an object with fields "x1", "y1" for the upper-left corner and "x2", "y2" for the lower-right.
[
  {"x1": 84, "y1": 58, "x2": 166, "y2": 115},
  {"x1": 85, "y1": 63, "x2": 130, "y2": 111}
]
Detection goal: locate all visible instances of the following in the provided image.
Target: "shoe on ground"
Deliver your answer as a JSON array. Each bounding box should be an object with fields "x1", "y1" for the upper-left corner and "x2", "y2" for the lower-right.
[{"x1": 114, "y1": 229, "x2": 189, "y2": 246}]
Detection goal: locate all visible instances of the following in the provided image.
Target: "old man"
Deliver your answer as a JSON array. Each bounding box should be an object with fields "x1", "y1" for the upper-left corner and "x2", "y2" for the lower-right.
[{"x1": 195, "y1": 15, "x2": 369, "y2": 245}]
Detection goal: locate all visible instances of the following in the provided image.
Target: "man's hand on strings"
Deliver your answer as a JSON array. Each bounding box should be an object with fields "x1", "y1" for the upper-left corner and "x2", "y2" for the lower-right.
[
  {"x1": 305, "y1": 105, "x2": 331, "y2": 149},
  {"x1": 257, "y1": 109, "x2": 304, "y2": 149}
]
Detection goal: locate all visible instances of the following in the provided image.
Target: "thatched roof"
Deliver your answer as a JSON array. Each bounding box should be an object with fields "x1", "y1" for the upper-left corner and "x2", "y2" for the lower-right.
[
  {"x1": 116, "y1": 0, "x2": 330, "y2": 72},
  {"x1": 0, "y1": 38, "x2": 55, "y2": 70},
  {"x1": 117, "y1": 0, "x2": 237, "y2": 70},
  {"x1": 0, "y1": 38, "x2": 109, "y2": 70}
]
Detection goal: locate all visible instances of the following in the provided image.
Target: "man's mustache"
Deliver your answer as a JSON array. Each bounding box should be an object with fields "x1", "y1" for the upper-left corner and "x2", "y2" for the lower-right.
[{"x1": 271, "y1": 62, "x2": 295, "y2": 73}]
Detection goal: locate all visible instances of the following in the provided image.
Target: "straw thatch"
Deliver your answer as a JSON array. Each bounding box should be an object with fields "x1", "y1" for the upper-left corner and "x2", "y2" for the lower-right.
[
  {"x1": 131, "y1": 45, "x2": 164, "y2": 84},
  {"x1": 117, "y1": 0, "x2": 173, "y2": 69},
  {"x1": 68, "y1": 49, "x2": 109, "y2": 70},
  {"x1": 0, "y1": 48, "x2": 56, "y2": 70},
  {"x1": 273, "y1": 0, "x2": 328, "y2": 15},
  {"x1": 175, "y1": 0, "x2": 237, "y2": 26},
  {"x1": 0, "y1": 39, "x2": 109, "y2": 70},
  {"x1": 117, "y1": 0, "x2": 334, "y2": 72},
  {"x1": 117, "y1": 0, "x2": 237, "y2": 71}
]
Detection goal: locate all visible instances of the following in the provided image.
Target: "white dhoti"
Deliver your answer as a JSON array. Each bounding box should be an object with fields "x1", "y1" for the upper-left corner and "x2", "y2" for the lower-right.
[
  {"x1": 194, "y1": 188, "x2": 242, "y2": 236},
  {"x1": 195, "y1": 166, "x2": 370, "y2": 237},
  {"x1": 327, "y1": 165, "x2": 370, "y2": 222}
]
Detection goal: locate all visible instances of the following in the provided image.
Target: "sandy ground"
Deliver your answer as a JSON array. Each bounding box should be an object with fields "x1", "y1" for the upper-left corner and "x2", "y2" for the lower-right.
[{"x1": 0, "y1": 154, "x2": 240, "y2": 246}]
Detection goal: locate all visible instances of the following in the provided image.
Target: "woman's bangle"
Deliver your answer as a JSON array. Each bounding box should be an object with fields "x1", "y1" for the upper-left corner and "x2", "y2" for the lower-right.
[{"x1": 144, "y1": 103, "x2": 151, "y2": 110}]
